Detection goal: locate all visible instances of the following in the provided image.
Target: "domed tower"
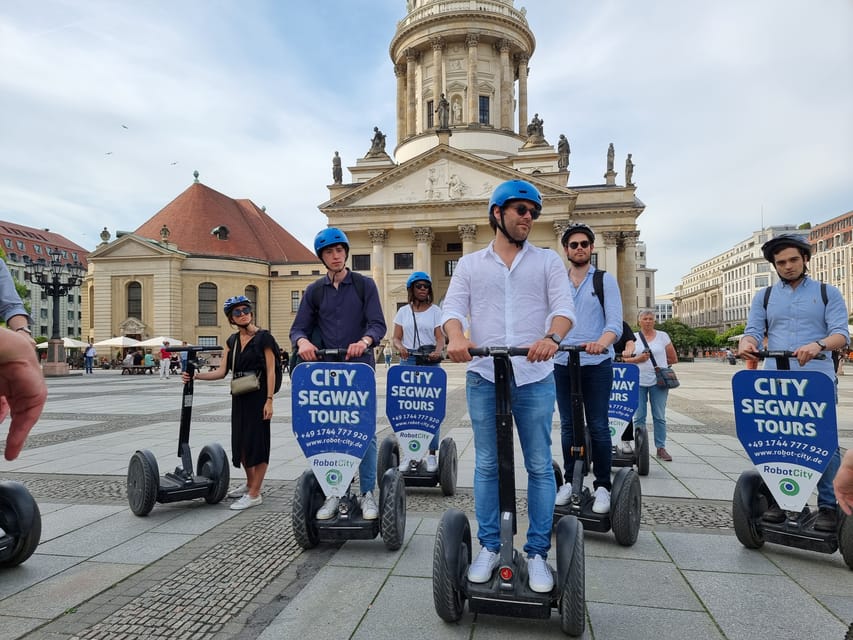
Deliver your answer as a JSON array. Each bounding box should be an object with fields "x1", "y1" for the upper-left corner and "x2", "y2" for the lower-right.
[{"x1": 390, "y1": 0, "x2": 535, "y2": 162}]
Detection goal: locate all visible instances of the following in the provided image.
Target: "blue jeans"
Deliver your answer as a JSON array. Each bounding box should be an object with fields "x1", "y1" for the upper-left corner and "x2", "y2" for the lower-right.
[
  {"x1": 84, "y1": 356, "x2": 94, "y2": 373},
  {"x1": 818, "y1": 448, "x2": 841, "y2": 509},
  {"x1": 359, "y1": 436, "x2": 377, "y2": 495},
  {"x1": 404, "y1": 356, "x2": 442, "y2": 451},
  {"x1": 633, "y1": 384, "x2": 669, "y2": 449},
  {"x1": 554, "y1": 359, "x2": 613, "y2": 491},
  {"x1": 467, "y1": 371, "x2": 556, "y2": 559}
]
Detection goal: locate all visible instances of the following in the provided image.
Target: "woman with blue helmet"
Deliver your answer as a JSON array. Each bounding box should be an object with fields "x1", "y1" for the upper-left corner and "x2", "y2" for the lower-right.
[{"x1": 392, "y1": 271, "x2": 446, "y2": 471}]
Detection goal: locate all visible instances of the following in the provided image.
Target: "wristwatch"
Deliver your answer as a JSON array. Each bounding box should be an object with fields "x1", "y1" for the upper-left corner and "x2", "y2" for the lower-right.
[
  {"x1": 816, "y1": 340, "x2": 827, "y2": 350},
  {"x1": 545, "y1": 333, "x2": 562, "y2": 345},
  {"x1": 14, "y1": 326, "x2": 32, "y2": 335},
  {"x1": 361, "y1": 337, "x2": 372, "y2": 347}
]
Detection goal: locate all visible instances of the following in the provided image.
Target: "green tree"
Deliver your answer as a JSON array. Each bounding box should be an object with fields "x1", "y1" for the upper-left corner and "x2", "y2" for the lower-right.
[{"x1": 658, "y1": 319, "x2": 698, "y2": 354}]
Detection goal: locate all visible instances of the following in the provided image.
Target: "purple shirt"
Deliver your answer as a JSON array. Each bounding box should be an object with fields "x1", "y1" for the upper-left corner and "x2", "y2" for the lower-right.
[{"x1": 289, "y1": 270, "x2": 386, "y2": 366}]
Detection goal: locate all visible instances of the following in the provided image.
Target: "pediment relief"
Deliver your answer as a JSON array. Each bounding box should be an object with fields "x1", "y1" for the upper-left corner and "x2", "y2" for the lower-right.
[
  {"x1": 89, "y1": 235, "x2": 180, "y2": 260},
  {"x1": 119, "y1": 317, "x2": 147, "y2": 334}
]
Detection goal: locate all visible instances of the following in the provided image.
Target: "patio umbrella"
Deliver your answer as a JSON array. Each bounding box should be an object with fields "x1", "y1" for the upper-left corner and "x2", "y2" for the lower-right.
[
  {"x1": 93, "y1": 336, "x2": 142, "y2": 348},
  {"x1": 137, "y1": 336, "x2": 185, "y2": 347},
  {"x1": 36, "y1": 337, "x2": 89, "y2": 349}
]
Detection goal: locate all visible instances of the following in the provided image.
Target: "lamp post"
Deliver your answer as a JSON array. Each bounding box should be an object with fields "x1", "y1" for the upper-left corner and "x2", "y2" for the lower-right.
[{"x1": 26, "y1": 247, "x2": 85, "y2": 377}]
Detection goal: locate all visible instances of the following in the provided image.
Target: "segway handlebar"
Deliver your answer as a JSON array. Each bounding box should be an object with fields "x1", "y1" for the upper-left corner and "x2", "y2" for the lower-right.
[
  {"x1": 314, "y1": 348, "x2": 350, "y2": 361},
  {"x1": 467, "y1": 344, "x2": 586, "y2": 358},
  {"x1": 166, "y1": 345, "x2": 223, "y2": 353},
  {"x1": 750, "y1": 350, "x2": 826, "y2": 361}
]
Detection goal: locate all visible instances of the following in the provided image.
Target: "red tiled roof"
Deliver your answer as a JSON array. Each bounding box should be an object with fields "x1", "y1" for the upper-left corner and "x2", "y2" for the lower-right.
[
  {"x1": 134, "y1": 181, "x2": 318, "y2": 264},
  {"x1": 0, "y1": 220, "x2": 89, "y2": 267}
]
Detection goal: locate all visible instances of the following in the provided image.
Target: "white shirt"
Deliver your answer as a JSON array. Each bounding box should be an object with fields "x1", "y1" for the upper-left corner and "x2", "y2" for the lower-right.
[
  {"x1": 441, "y1": 240, "x2": 576, "y2": 385},
  {"x1": 393, "y1": 304, "x2": 443, "y2": 349},
  {"x1": 634, "y1": 330, "x2": 672, "y2": 387}
]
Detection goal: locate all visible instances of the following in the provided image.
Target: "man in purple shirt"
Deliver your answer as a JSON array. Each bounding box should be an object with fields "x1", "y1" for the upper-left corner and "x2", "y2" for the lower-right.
[{"x1": 290, "y1": 227, "x2": 387, "y2": 521}]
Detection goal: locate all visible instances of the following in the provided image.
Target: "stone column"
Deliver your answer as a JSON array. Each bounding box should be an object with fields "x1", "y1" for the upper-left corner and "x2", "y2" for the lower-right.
[
  {"x1": 498, "y1": 39, "x2": 512, "y2": 131},
  {"x1": 458, "y1": 224, "x2": 478, "y2": 255},
  {"x1": 553, "y1": 219, "x2": 571, "y2": 256},
  {"x1": 601, "y1": 231, "x2": 621, "y2": 278},
  {"x1": 431, "y1": 37, "x2": 444, "y2": 126},
  {"x1": 516, "y1": 54, "x2": 529, "y2": 134},
  {"x1": 405, "y1": 48, "x2": 418, "y2": 137},
  {"x1": 412, "y1": 227, "x2": 434, "y2": 272},
  {"x1": 395, "y1": 63, "x2": 407, "y2": 144},
  {"x1": 368, "y1": 229, "x2": 387, "y2": 300},
  {"x1": 466, "y1": 33, "x2": 480, "y2": 125},
  {"x1": 618, "y1": 230, "x2": 640, "y2": 321}
]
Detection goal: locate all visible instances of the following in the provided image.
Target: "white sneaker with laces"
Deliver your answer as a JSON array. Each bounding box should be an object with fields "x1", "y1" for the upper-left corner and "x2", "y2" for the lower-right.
[
  {"x1": 592, "y1": 486, "x2": 611, "y2": 514},
  {"x1": 527, "y1": 554, "x2": 554, "y2": 593},
  {"x1": 227, "y1": 484, "x2": 248, "y2": 499},
  {"x1": 555, "y1": 482, "x2": 572, "y2": 506},
  {"x1": 425, "y1": 454, "x2": 438, "y2": 473},
  {"x1": 467, "y1": 548, "x2": 499, "y2": 583},
  {"x1": 230, "y1": 493, "x2": 262, "y2": 511},
  {"x1": 360, "y1": 491, "x2": 378, "y2": 520},
  {"x1": 620, "y1": 441, "x2": 634, "y2": 455},
  {"x1": 317, "y1": 496, "x2": 339, "y2": 520},
  {"x1": 398, "y1": 458, "x2": 410, "y2": 472}
]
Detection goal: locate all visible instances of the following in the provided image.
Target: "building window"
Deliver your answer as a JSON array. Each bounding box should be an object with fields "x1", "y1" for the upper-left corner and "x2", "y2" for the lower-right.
[
  {"x1": 426, "y1": 99, "x2": 434, "y2": 129},
  {"x1": 40, "y1": 308, "x2": 47, "y2": 319},
  {"x1": 478, "y1": 96, "x2": 490, "y2": 125},
  {"x1": 198, "y1": 282, "x2": 218, "y2": 326},
  {"x1": 67, "y1": 294, "x2": 74, "y2": 303},
  {"x1": 394, "y1": 253, "x2": 414, "y2": 270},
  {"x1": 3, "y1": 239, "x2": 10, "y2": 248},
  {"x1": 447, "y1": 242, "x2": 462, "y2": 253},
  {"x1": 16, "y1": 241, "x2": 24, "y2": 250},
  {"x1": 445, "y1": 259, "x2": 458, "y2": 277},
  {"x1": 291, "y1": 291, "x2": 301, "y2": 313},
  {"x1": 311, "y1": 270, "x2": 321, "y2": 276},
  {"x1": 352, "y1": 254, "x2": 371, "y2": 271},
  {"x1": 198, "y1": 336, "x2": 217, "y2": 347},
  {"x1": 34, "y1": 244, "x2": 41, "y2": 254},
  {"x1": 127, "y1": 282, "x2": 141, "y2": 319},
  {"x1": 591, "y1": 253, "x2": 598, "y2": 268},
  {"x1": 244, "y1": 285, "x2": 258, "y2": 312},
  {"x1": 290, "y1": 270, "x2": 299, "y2": 276}
]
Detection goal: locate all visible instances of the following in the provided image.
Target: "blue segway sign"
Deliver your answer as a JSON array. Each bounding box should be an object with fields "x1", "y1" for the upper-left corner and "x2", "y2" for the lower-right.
[
  {"x1": 386, "y1": 365, "x2": 447, "y2": 466},
  {"x1": 609, "y1": 363, "x2": 640, "y2": 447},
  {"x1": 732, "y1": 370, "x2": 837, "y2": 511},
  {"x1": 292, "y1": 362, "x2": 376, "y2": 498}
]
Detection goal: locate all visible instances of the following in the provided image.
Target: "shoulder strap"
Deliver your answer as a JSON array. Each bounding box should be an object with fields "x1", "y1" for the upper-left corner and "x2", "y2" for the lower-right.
[
  {"x1": 637, "y1": 332, "x2": 660, "y2": 368},
  {"x1": 821, "y1": 281, "x2": 828, "y2": 306},
  {"x1": 764, "y1": 283, "x2": 829, "y2": 335},
  {"x1": 592, "y1": 269, "x2": 605, "y2": 308}
]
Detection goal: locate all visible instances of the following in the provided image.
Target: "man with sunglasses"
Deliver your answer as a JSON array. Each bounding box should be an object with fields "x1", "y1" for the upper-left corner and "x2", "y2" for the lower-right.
[
  {"x1": 554, "y1": 223, "x2": 623, "y2": 515},
  {"x1": 442, "y1": 179, "x2": 575, "y2": 594}
]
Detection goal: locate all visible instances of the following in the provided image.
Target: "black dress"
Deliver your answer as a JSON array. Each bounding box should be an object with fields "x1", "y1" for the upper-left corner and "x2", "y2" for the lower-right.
[{"x1": 226, "y1": 330, "x2": 275, "y2": 469}]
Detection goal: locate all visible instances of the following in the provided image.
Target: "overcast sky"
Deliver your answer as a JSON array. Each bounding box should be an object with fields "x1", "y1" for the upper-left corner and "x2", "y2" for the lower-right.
[{"x1": 2, "y1": 0, "x2": 851, "y2": 294}]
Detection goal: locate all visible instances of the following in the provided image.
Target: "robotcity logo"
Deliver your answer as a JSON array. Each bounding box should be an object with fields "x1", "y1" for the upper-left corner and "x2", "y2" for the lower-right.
[
  {"x1": 778, "y1": 477, "x2": 800, "y2": 496},
  {"x1": 326, "y1": 469, "x2": 342, "y2": 486},
  {"x1": 408, "y1": 441, "x2": 421, "y2": 453}
]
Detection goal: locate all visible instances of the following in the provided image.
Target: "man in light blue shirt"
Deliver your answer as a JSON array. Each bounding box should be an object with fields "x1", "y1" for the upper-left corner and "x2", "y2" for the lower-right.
[
  {"x1": 740, "y1": 233, "x2": 849, "y2": 532},
  {"x1": 443, "y1": 179, "x2": 575, "y2": 594},
  {"x1": 553, "y1": 224, "x2": 623, "y2": 514},
  {"x1": 0, "y1": 260, "x2": 32, "y2": 338}
]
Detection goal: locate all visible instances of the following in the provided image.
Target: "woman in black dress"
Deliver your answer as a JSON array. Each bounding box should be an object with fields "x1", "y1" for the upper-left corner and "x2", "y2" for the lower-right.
[{"x1": 182, "y1": 295, "x2": 277, "y2": 510}]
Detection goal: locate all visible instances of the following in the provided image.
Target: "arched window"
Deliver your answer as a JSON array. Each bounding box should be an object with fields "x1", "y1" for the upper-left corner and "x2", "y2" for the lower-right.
[
  {"x1": 127, "y1": 281, "x2": 142, "y2": 319},
  {"x1": 244, "y1": 285, "x2": 258, "y2": 317},
  {"x1": 198, "y1": 282, "x2": 218, "y2": 326}
]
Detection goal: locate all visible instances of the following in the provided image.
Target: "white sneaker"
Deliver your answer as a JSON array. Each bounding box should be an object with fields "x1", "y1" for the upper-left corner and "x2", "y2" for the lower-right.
[
  {"x1": 621, "y1": 441, "x2": 634, "y2": 455},
  {"x1": 527, "y1": 554, "x2": 554, "y2": 593},
  {"x1": 555, "y1": 482, "x2": 572, "y2": 506},
  {"x1": 227, "y1": 484, "x2": 248, "y2": 498},
  {"x1": 398, "y1": 458, "x2": 410, "y2": 472},
  {"x1": 317, "y1": 496, "x2": 339, "y2": 520},
  {"x1": 230, "y1": 493, "x2": 262, "y2": 510},
  {"x1": 592, "y1": 486, "x2": 611, "y2": 514},
  {"x1": 467, "y1": 548, "x2": 499, "y2": 583},
  {"x1": 360, "y1": 491, "x2": 378, "y2": 520},
  {"x1": 425, "y1": 454, "x2": 438, "y2": 473}
]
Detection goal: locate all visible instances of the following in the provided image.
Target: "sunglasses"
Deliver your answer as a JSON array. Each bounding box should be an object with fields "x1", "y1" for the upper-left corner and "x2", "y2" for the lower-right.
[
  {"x1": 506, "y1": 204, "x2": 541, "y2": 220},
  {"x1": 413, "y1": 283, "x2": 430, "y2": 290},
  {"x1": 231, "y1": 307, "x2": 252, "y2": 317},
  {"x1": 568, "y1": 240, "x2": 591, "y2": 249}
]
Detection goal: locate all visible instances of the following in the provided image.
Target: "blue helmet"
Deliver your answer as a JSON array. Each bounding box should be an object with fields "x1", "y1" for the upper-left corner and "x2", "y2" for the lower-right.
[
  {"x1": 223, "y1": 295, "x2": 251, "y2": 317},
  {"x1": 406, "y1": 271, "x2": 432, "y2": 289},
  {"x1": 314, "y1": 227, "x2": 349, "y2": 258},
  {"x1": 488, "y1": 179, "x2": 542, "y2": 247}
]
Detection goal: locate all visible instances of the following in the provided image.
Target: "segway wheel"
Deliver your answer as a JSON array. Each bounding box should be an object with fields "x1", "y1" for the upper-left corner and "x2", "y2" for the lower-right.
[
  {"x1": 432, "y1": 508, "x2": 471, "y2": 622},
  {"x1": 127, "y1": 450, "x2": 159, "y2": 516},
  {"x1": 555, "y1": 515, "x2": 585, "y2": 637},
  {"x1": 838, "y1": 511, "x2": 853, "y2": 571},
  {"x1": 438, "y1": 438, "x2": 457, "y2": 496},
  {"x1": 377, "y1": 436, "x2": 399, "y2": 482},
  {"x1": 292, "y1": 470, "x2": 323, "y2": 549},
  {"x1": 197, "y1": 444, "x2": 230, "y2": 504},
  {"x1": 635, "y1": 427, "x2": 650, "y2": 476},
  {"x1": 611, "y1": 468, "x2": 641, "y2": 546},
  {"x1": 380, "y1": 469, "x2": 406, "y2": 550},
  {"x1": 732, "y1": 469, "x2": 766, "y2": 549},
  {"x1": 0, "y1": 481, "x2": 42, "y2": 568}
]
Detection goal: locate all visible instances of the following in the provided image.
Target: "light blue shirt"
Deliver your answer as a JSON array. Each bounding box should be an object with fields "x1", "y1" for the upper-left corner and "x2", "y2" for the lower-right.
[
  {"x1": 441, "y1": 241, "x2": 576, "y2": 386},
  {"x1": 0, "y1": 261, "x2": 29, "y2": 323},
  {"x1": 744, "y1": 276, "x2": 849, "y2": 380},
  {"x1": 554, "y1": 266, "x2": 623, "y2": 367}
]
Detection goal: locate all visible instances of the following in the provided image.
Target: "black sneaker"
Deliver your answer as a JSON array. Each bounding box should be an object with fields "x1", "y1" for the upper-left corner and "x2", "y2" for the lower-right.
[
  {"x1": 814, "y1": 507, "x2": 838, "y2": 532},
  {"x1": 762, "y1": 505, "x2": 786, "y2": 523}
]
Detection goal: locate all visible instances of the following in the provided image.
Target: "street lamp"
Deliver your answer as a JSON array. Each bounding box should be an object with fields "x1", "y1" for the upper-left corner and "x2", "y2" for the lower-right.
[{"x1": 26, "y1": 247, "x2": 85, "y2": 376}]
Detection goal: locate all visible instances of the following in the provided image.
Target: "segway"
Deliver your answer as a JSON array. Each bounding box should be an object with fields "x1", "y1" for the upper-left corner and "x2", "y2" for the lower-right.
[
  {"x1": 552, "y1": 346, "x2": 642, "y2": 547},
  {"x1": 432, "y1": 347, "x2": 585, "y2": 636},
  {"x1": 127, "y1": 346, "x2": 230, "y2": 516},
  {"x1": 0, "y1": 481, "x2": 41, "y2": 567},
  {"x1": 608, "y1": 360, "x2": 649, "y2": 476},
  {"x1": 291, "y1": 349, "x2": 405, "y2": 551},
  {"x1": 378, "y1": 348, "x2": 457, "y2": 495},
  {"x1": 731, "y1": 350, "x2": 853, "y2": 568}
]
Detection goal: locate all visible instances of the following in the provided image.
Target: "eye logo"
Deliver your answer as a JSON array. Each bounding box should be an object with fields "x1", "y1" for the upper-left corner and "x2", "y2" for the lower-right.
[
  {"x1": 326, "y1": 469, "x2": 342, "y2": 486},
  {"x1": 408, "y1": 441, "x2": 421, "y2": 453},
  {"x1": 609, "y1": 426, "x2": 617, "y2": 437},
  {"x1": 778, "y1": 478, "x2": 800, "y2": 496}
]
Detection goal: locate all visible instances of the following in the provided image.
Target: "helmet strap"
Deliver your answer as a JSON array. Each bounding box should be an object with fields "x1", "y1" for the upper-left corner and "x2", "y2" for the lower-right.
[{"x1": 496, "y1": 208, "x2": 525, "y2": 248}]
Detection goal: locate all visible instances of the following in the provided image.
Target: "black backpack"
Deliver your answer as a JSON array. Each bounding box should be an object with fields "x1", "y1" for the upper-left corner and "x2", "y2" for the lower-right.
[{"x1": 229, "y1": 330, "x2": 284, "y2": 394}]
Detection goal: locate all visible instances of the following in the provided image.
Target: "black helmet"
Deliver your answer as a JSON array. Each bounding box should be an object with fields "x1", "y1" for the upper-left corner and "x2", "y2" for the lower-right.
[
  {"x1": 761, "y1": 234, "x2": 811, "y2": 263},
  {"x1": 561, "y1": 223, "x2": 595, "y2": 247}
]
